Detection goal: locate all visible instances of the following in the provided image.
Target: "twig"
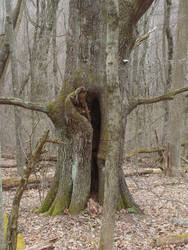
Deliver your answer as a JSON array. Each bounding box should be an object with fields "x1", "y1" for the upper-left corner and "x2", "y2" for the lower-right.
[{"x1": 181, "y1": 157, "x2": 188, "y2": 165}]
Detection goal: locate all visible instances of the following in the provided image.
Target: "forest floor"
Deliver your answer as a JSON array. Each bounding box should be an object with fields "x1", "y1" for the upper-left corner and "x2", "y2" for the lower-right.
[{"x1": 2, "y1": 155, "x2": 188, "y2": 250}]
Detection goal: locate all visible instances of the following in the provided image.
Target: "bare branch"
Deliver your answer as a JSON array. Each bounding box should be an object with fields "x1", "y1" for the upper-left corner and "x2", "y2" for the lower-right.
[
  {"x1": 6, "y1": 130, "x2": 49, "y2": 250},
  {"x1": 45, "y1": 138, "x2": 64, "y2": 145},
  {"x1": 128, "y1": 87, "x2": 188, "y2": 114},
  {"x1": 0, "y1": 97, "x2": 49, "y2": 114}
]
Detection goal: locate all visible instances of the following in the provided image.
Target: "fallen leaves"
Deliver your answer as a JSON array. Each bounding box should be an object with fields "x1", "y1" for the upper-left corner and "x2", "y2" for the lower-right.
[{"x1": 3, "y1": 157, "x2": 188, "y2": 249}]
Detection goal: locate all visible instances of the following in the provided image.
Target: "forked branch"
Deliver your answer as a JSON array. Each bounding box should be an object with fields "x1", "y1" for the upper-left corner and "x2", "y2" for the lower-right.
[{"x1": 0, "y1": 97, "x2": 49, "y2": 114}]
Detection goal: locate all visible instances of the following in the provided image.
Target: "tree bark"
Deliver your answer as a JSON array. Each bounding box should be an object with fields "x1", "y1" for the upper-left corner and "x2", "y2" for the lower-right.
[
  {"x1": 99, "y1": 1, "x2": 120, "y2": 248},
  {"x1": 0, "y1": 0, "x2": 156, "y2": 248},
  {"x1": 166, "y1": 0, "x2": 188, "y2": 176},
  {"x1": 0, "y1": 143, "x2": 6, "y2": 250},
  {"x1": 5, "y1": 0, "x2": 25, "y2": 176},
  {"x1": 162, "y1": 0, "x2": 173, "y2": 145},
  {"x1": 0, "y1": 0, "x2": 24, "y2": 84}
]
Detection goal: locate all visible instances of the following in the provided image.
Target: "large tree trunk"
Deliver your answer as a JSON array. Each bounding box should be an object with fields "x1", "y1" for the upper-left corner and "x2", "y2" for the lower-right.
[
  {"x1": 166, "y1": 0, "x2": 188, "y2": 176},
  {"x1": 37, "y1": 0, "x2": 145, "y2": 216}
]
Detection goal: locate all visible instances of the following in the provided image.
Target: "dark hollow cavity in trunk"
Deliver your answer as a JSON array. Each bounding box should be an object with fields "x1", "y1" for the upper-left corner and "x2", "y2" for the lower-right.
[{"x1": 87, "y1": 93, "x2": 101, "y2": 199}]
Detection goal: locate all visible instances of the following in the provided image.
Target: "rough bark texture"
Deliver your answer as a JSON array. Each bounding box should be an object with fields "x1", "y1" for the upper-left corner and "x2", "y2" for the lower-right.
[
  {"x1": 0, "y1": 143, "x2": 6, "y2": 250},
  {"x1": 36, "y1": 0, "x2": 155, "y2": 220},
  {"x1": 166, "y1": 0, "x2": 188, "y2": 176}
]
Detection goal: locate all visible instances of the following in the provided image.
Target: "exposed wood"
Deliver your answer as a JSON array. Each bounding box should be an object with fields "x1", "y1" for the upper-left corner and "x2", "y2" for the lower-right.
[
  {"x1": 125, "y1": 168, "x2": 162, "y2": 177},
  {"x1": 125, "y1": 147, "x2": 166, "y2": 159},
  {"x1": 2, "y1": 176, "x2": 39, "y2": 190},
  {"x1": 155, "y1": 232, "x2": 188, "y2": 247},
  {"x1": 0, "y1": 97, "x2": 49, "y2": 113},
  {"x1": 2, "y1": 175, "x2": 53, "y2": 191},
  {"x1": 25, "y1": 244, "x2": 55, "y2": 250}
]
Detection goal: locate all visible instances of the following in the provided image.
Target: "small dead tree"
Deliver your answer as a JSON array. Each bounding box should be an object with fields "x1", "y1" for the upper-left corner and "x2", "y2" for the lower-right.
[{"x1": 6, "y1": 130, "x2": 49, "y2": 250}]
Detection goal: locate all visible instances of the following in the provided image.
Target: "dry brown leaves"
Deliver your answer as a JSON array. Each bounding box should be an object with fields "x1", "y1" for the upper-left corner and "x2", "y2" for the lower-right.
[{"x1": 2, "y1": 157, "x2": 188, "y2": 250}]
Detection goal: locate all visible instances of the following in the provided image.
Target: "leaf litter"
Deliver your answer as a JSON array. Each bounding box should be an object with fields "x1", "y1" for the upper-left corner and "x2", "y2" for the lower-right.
[{"x1": 2, "y1": 156, "x2": 188, "y2": 250}]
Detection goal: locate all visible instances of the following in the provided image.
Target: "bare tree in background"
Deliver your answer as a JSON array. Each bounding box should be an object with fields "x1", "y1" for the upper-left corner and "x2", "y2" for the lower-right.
[{"x1": 5, "y1": 0, "x2": 24, "y2": 176}]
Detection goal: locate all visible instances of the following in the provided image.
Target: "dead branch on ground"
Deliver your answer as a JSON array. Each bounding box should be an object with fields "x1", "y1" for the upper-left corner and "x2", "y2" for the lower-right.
[
  {"x1": 155, "y1": 232, "x2": 188, "y2": 247},
  {"x1": 125, "y1": 147, "x2": 166, "y2": 160}
]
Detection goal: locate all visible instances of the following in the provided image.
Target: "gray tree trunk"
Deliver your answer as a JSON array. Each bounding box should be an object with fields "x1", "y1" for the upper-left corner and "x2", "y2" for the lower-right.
[
  {"x1": 0, "y1": 0, "x2": 24, "y2": 84},
  {"x1": 0, "y1": 143, "x2": 5, "y2": 250},
  {"x1": 36, "y1": 0, "x2": 154, "y2": 219},
  {"x1": 166, "y1": 0, "x2": 188, "y2": 176},
  {"x1": 5, "y1": 0, "x2": 24, "y2": 176},
  {"x1": 162, "y1": 0, "x2": 173, "y2": 145},
  {"x1": 99, "y1": 0, "x2": 120, "y2": 248}
]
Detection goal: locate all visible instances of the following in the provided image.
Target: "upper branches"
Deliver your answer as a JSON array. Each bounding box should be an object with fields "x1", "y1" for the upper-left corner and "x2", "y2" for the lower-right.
[{"x1": 0, "y1": 97, "x2": 49, "y2": 114}]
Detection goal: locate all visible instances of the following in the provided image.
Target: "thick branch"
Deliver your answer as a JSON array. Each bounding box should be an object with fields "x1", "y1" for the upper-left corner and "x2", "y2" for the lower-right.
[
  {"x1": 133, "y1": 0, "x2": 155, "y2": 24},
  {"x1": 128, "y1": 87, "x2": 188, "y2": 114},
  {"x1": 0, "y1": 97, "x2": 49, "y2": 114}
]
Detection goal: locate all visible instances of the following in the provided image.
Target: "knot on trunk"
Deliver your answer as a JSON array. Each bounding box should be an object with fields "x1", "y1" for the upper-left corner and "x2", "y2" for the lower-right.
[{"x1": 65, "y1": 86, "x2": 92, "y2": 133}]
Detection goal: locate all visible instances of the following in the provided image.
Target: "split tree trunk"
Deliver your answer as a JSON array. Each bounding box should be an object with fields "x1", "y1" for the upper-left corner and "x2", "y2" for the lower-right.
[{"x1": 37, "y1": 0, "x2": 145, "y2": 216}]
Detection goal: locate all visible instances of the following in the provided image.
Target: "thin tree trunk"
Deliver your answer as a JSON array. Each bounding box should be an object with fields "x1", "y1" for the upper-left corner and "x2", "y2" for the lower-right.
[
  {"x1": 5, "y1": 0, "x2": 24, "y2": 176},
  {"x1": 0, "y1": 0, "x2": 24, "y2": 84},
  {"x1": 0, "y1": 142, "x2": 6, "y2": 250},
  {"x1": 99, "y1": 1, "x2": 120, "y2": 248},
  {"x1": 162, "y1": 0, "x2": 173, "y2": 145}
]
